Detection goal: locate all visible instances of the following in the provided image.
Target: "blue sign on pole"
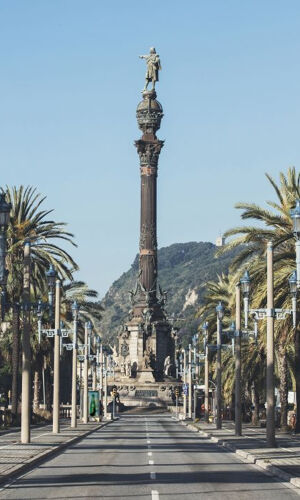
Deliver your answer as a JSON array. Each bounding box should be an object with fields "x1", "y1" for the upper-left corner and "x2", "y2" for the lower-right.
[{"x1": 183, "y1": 384, "x2": 188, "y2": 395}]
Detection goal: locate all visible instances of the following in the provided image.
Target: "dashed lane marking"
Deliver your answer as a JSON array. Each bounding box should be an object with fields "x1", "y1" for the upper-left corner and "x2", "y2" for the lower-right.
[{"x1": 152, "y1": 490, "x2": 159, "y2": 500}]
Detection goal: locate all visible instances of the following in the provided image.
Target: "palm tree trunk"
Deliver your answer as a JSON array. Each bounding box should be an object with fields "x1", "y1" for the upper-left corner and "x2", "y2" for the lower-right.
[
  {"x1": 11, "y1": 304, "x2": 20, "y2": 421},
  {"x1": 278, "y1": 344, "x2": 288, "y2": 430},
  {"x1": 294, "y1": 323, "x2": 300, "y2": 432}
]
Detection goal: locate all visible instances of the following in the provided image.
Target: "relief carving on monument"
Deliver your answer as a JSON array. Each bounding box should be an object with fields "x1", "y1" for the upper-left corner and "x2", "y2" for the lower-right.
[
  {"x1": 136, "y1": 142, "x2": 163, "y2": 168},
  {"x1": 139, "y1": 222, "x2": 157, "y2": 251}
]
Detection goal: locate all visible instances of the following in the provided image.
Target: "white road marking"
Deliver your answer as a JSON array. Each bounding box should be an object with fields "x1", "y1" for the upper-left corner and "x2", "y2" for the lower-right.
[
  {"x1": 147, "y1": 439, "x2": 151, "y2": 443},
  {"x1": 148, "y1": 451, "x2": 152, "y2": 456},
  {"x1": 152, "y1": 490, "x2": 159, "y2": 500},
  {"x1": 150, "y1": 471, "x2": 156, "y2": 480},
  {"x1": 149, "y1": 460, "x2": 154, "y2": 465}
]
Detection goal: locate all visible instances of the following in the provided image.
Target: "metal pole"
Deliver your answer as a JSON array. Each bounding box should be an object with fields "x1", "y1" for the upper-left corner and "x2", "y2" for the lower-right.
[
  {"x1": 71, "y1": 312, "x2": 78, "y2": 428},
  {"x1": 188, "y1": 344, "x2": 192, "y2": 419},
  {"x1": 216, "y1": 316, "x2": 222, "y2": 429},
  {"x1": 235, "y1": 283, "x2": 242, "y2": 436},
  {"x1": 53, "y1": 279, "x2": 61, "y2": 434},
  {"x1": 204, "y1": 338, "x2": 209, "y2": 423},
  {"x1": 21, "y1": 242, "x2": 31, "y2": 444},
  {"x1": 266, "y1": 241, "x2": 276, "y2": 447},
  {"x1": 100, "y1": 344, "x2": 103, "y2": 405},
  {"x1": 113, "y1": 396, "x2": 115, "y2": 419},
  {"x1": 193, "y1": 388, "x2": 197, "y2": 420},
  {"x1": 183, "y1": 349, "x2": 187, "y2": 418},
  {"x1": 104, "y1": 355, "x2": 108, "y2": 419},
  {"x1": 92, "y1": 336, "x2": 96, "y2": 391},
  {"x1": 176, "y1": 395, "x2": 178, "y2": 419},
  {"x1": 83, "y1": 322, "x2": 89, "y2": 424},
  {"x1": 296, "y1": 240, "x2": 300, "y2": 288}
]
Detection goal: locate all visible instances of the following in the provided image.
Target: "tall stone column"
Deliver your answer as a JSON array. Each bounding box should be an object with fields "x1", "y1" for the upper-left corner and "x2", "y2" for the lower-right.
[
  {"x1": 115, "y1": 61, "x2": 175, "y2": 384},
  {"x1": 135, "y1": 91, "x2": 163, "y2": 307}
]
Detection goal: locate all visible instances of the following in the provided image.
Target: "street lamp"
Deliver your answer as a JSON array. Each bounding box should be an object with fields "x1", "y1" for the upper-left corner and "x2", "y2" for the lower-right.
[
  {"x1": 291, "y1": 200, "x2": 300, "y2": 287},
  {"x1": 202, "y1": 321, "x2": 209, "y2": 423},
  {"x1": 240, "y1": 270, "x2": 251, "y2": 329},
  {"x1": 215, "y1": 302, "x2": 224, "y2": 429},
  {"x1": 46, "y1": 265, "x2": 57, "y2": 319},
  {"x1": 71, "y1": 301, "x2": 79, "y2": 428},
  {"x1": 83, "y1": 321, "x2": 93, "y2": 423},
  {"x1": 289, "y1": 271, "x2": 297, "y2": 329},
  {"x1": 216, "y1": 301, "x2": 224, "y2": 320}
]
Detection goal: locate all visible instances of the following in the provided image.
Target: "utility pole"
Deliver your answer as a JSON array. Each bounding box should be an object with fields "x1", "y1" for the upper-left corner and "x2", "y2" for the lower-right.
[
  {"x1": 266, "y1": 241, "x2": 276, "y2": 447},
  {"x1": 83, "y1": 322, "x2": 89, "y2": 424},
  {"x1": 235, "y1": 283, "x2": 242, "y2": 436},
  {"x1": 21, "y1": 242, "x2": 31, "y2": 444},
  {"x1": 53, "y1": 279, "x2": 61, "y2": 434},
  {"x1": 71, "y1": 301, "x2": 79, "y2": 428}
]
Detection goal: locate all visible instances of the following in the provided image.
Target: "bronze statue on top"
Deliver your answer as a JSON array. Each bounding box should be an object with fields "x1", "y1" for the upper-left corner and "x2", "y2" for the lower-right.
[{"x1": 139, "y1": 47, "x2": 161, "y2": 91}]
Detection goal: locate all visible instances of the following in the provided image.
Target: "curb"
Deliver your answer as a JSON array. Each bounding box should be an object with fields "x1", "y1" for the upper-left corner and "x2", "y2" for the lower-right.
[
  {"x1": 181, "y1": 421, "x2": 300, "y2": 489},
  {"x1": 0, "y1": 420, "x2": 111, "y2": 486}
]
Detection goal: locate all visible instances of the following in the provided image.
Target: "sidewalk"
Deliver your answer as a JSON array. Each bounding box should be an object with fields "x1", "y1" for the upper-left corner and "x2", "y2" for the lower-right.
[
  {"x1": 0, "y1": 419, "x2": 109, "y2": 485},
  {"x1": 182, "y1": 419, "x2": 300, "y2": 488}
]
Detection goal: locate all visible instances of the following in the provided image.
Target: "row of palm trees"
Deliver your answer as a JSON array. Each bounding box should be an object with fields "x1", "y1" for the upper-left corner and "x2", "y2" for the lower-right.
[
  {"x1": 197, "y1": 167, "x2": 300, "y2": 431},
  {"x1": 0, "y1": 185, "x2": 103, "y2": 424}
]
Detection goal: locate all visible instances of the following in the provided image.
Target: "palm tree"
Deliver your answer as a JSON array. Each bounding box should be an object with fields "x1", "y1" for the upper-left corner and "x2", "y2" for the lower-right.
[
  {"x1": 218, "y1": 167, "x2": 300, "y2": 429},
  {"x1": 3, "y1": 186, "x2": 78, "y2": 421}
]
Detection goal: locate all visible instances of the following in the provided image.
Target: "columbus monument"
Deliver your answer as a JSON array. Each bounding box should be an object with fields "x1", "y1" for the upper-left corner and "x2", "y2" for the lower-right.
[{"x1": 112, "y1": 49, "x2": 176, "y2": 403}]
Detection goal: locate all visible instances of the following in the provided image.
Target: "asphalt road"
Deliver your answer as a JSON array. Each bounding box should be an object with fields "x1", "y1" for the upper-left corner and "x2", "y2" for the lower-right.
[{"x1": 0, "y1": 413, "x2": 299, "y2": 500}]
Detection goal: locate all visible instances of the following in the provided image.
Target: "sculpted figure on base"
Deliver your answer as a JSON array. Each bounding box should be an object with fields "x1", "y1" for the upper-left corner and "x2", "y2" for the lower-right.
[{"x1": 139, "y1": 47, "x2": 161, "y2": 91}]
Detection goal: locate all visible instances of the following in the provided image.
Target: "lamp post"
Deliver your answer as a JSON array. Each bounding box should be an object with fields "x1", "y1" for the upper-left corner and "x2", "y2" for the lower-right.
[
  {"x1": 188, "y1": 344, "x2": 192, "y2": 419},
  {"x1": 290, "y1": 200, "x2": 300, "y2": 432},
  {"x1": 216, "y1": 301, "x2": 224, "y2": 430},
  {"x1": 103, "y1": 351, "x2": 108, "y2": 419},
  {"x1": 291, "y1": 200, "x2": 300, "y2": 287},
  {"x1": 202, "y1": 322, "x2": 209, "y2": 423},
  {"x1": 234, "y1": 278, "x2": 243, "y2": 437},
  {"x1": 71, "y1": 301, "x2": 79, "y2": 428},
  {"x1": 52, "y1": 278, "x2": 61, "y2": 434},
  {"x1": 182, "y1": 348, "x2": 187, "y2": 418},
  {"x1": 99, "y1": 340, "x2": 103, "y2": 406},
  {"x1": 83, "y1": 321, "x2": 93, "y2": 423},
  {"x1": 245, "y1": 242, "x2": 294, "y2": 446},
  {"x1": 21, "y1": 242, "x2": 31, "y2": 444}
]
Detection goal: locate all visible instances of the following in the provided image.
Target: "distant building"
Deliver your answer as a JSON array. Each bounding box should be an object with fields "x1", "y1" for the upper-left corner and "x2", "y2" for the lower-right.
[{"x1": 216, "y1": 236, "x2": 225, "y2": 247}]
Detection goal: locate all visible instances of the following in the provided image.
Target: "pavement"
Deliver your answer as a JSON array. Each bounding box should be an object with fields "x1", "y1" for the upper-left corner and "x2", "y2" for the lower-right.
[
  {"x1": 0, "y1": 419, "x2": 107, "y2": 486},
  {"x1": 0, "y1": 413, "x2": 299, "y2": 499},
  {"x1": 182, "y1": 419, "x2": 300, "y2": 489}
]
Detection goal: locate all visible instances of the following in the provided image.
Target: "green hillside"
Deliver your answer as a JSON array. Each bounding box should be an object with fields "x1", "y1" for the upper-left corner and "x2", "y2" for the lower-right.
[{"x1": 100, "y1": 241, "x2": 236, "y2": 346}]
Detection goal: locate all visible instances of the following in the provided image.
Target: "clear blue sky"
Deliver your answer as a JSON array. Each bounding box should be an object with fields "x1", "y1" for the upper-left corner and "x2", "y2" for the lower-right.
[{"x1": 1, "y1": 0, "x2": 300, "y2": 297}]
